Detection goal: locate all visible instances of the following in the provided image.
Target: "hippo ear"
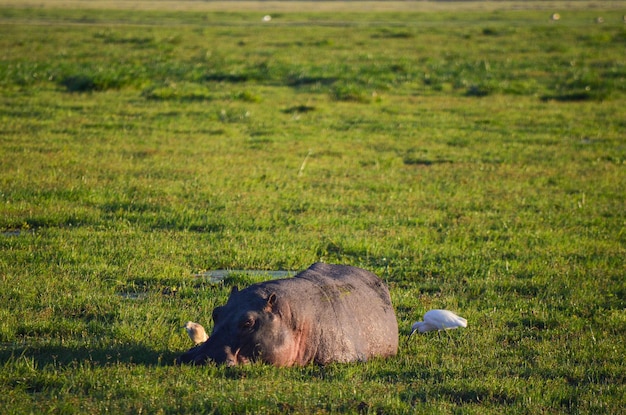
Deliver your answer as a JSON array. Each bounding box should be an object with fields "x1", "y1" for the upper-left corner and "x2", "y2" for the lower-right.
[
  {"x1": 267, "y1": 293, "x2": 277, "y2": 309},
  {"x1": 230, "y1": 286, "x2": 239, "y2": 296}
]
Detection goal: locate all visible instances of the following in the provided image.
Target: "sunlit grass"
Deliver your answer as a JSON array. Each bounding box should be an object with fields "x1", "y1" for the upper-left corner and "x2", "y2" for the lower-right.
[{"x1": 1, "y1": 2, "x2": 625, "y2": 414}]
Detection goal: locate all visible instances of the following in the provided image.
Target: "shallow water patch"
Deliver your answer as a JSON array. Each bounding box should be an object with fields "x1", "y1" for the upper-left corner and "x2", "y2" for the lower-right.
[{"x1": 193, "y1": 270, "x2": 297, "y2": 284}]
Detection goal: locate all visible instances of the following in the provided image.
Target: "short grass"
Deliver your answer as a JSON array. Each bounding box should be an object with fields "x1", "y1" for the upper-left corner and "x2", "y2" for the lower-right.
[{"x1": 1, "y1": 2, "x2": 625, "y2": 414}]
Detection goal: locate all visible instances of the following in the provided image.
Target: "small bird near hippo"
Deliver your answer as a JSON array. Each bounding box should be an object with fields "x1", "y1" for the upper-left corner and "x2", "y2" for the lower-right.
[
  {"x1": 182, "y1": 321, "x2": 209, "y2": 345},
  {"x1": 410, "y1": 309, "x2": 467, "y2": 336}
]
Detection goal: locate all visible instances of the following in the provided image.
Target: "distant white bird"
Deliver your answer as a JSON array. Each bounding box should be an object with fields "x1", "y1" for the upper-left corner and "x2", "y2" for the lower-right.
[
  {"x1": 410, "y1": 309, "x2": 467, "y2": 336},
  {"x1": 182, "y1": 321, "x2": 209, "y2": 345},
  {"x1": 262, "y1": 15, "x2": 272, "y2": 22}
]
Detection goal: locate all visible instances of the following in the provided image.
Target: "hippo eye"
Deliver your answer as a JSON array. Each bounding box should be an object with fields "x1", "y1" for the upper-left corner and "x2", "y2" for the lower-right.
[{"x1": 240, "y1": 318, "x2": 255, "y2": 331}]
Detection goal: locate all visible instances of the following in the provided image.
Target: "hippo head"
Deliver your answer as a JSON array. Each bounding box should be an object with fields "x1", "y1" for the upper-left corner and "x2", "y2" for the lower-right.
[{"x1": 179, "y1": 285, "x2": 298, "y2": 366}]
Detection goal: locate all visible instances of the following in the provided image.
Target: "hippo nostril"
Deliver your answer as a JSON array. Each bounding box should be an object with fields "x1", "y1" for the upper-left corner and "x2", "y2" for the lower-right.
[{"x1": 224, "y1": 346, "x2": 240, "y2": 366}]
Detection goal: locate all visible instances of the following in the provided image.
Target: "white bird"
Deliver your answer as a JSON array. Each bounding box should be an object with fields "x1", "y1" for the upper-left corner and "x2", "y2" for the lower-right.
[
  {"x1": 182, "y1": 321, "x2": 209, "y2": 345},
  {"x1": 410, "y1": 309, "x2": 467, "y2": 336}
]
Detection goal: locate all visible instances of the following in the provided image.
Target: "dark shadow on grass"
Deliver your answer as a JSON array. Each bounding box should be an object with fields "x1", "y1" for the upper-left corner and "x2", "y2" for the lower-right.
[
  {"x1": 540, "y1": 92, "x2": 599, "y2": 102},
  {"x1": 203, "y1": 73, "x2": 252, "y2": 83},
  {"x1": 403, "y1": 157, "x2": 454, "y2": 166},
  {"x1": 282, "y1": 105, "x2": 316, "y2": 114},
  {"x1": 286, "y1": 75, "x2": 337, "y2": 88},
  {"x1": 0, "y1": 342, "x2": 180, "y2": 367}
]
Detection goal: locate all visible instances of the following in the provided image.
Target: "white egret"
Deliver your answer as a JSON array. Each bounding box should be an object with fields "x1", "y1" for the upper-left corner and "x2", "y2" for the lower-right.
[
  {"x1": 410, "y1": 309, "x2": 467, "y2": 336},
  {"x1": 182, "y1": 321, "x2": 209, "y2": 345}
]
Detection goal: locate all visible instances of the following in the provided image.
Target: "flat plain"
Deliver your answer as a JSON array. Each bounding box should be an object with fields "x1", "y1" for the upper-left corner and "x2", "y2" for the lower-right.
[{"x1": 1, "y1": 1, "x2": 625, "y2": 414}]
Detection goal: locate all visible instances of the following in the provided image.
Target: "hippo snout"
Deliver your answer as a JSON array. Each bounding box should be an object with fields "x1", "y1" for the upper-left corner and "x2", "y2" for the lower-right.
[{"x1": 182, "y1": 333, "x2": 252, "y2": 366}]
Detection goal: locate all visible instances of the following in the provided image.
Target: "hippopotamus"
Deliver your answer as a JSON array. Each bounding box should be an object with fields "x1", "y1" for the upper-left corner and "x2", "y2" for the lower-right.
[{"x1": 178, "y1": 262, "x2": 398, "y2": 366}]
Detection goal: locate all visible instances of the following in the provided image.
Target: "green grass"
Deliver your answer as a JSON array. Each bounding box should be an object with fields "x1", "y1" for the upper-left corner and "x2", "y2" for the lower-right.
[{"x1": 1, "y1": 2, "x2": 625, "y2": 414}]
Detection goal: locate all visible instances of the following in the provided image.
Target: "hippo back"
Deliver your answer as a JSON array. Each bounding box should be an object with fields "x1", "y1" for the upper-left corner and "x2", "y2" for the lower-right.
[{"x1": 287, "y1": 263, "x2": 398, "y2": 364}]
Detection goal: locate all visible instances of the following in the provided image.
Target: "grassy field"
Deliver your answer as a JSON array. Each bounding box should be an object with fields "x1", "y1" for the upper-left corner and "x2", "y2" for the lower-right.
[{"x1": 1, "y1": 1, "x2": 625, "y2": 413}]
